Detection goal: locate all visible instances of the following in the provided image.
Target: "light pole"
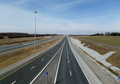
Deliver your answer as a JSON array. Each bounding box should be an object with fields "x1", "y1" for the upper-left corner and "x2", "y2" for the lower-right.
[{"x1": 34, "y1": 11, "x2": 37, "y2": 50}]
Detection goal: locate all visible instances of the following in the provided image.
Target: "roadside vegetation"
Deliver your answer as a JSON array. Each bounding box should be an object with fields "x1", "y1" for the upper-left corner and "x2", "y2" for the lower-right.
[
  {"x1": 0, "y1": 36, "x2": 63, "y2": 69},
  {"x1": 77, "y1": 36, "x2": 120, "y2": 47},
  {"x1": 71, "y1": 36, "x2": 120, "y2": 77}
]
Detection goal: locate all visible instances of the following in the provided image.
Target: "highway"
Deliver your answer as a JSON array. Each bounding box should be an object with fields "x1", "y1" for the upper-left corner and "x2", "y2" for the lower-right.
[
  {"x1": 0, "y1": 37, "x2": 64, "y2": 84},
  {"x1": 0, "y1": 36, "x2": 59, "y2": 53},
  {"x1": 0, "y1": 36, "x2": 89, "y2": 84},
  {"x1": 55, "y1": 37, "x2": 89, "y2": 84}
]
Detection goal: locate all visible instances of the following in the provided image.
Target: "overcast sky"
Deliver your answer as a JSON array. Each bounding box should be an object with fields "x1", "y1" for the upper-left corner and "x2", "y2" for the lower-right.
[{"x1": 0, "y1": 0, "x2": 120, "y2": 34}]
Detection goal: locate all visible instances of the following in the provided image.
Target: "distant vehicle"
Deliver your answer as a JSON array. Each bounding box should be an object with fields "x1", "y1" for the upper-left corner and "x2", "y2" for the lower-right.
[{"x1": 22, "y1": 43, "x2": 25, "y2": 45}]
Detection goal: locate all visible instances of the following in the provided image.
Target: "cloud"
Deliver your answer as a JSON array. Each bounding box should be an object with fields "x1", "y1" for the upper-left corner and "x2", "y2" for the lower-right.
[
  {"x1": 32, "y1": 0, "x2": 94, "y2": 12},
  {"x1": 0, "y1": 0, "x2": 120, "y2": 34}
]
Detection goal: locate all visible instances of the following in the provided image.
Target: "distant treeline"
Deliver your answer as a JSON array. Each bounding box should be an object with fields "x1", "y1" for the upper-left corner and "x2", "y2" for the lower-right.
[
  {"x1": 69, "y1": 35, "x2": 89, "y2": 36},
  {"x1": 90, "y1": 32, "x2": 120, "y2": 36},
  {"x1": 69, "y1": 32, "x2": 120, "y2": 36},
  {"x1": 0, "y1": 33, "x2": 57, "y2": 39}
]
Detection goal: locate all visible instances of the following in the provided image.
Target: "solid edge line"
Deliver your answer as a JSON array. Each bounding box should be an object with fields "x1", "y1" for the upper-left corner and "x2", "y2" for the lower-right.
[
  {"x1": 53, "y1": 41, "x2": 65, "y2": 84},
  {"x1": 67, "y1": 37, "x2": 92, "y2": 84},
  {"x1": 30, "y1": 41, "x2": 65, "y2": 84}
]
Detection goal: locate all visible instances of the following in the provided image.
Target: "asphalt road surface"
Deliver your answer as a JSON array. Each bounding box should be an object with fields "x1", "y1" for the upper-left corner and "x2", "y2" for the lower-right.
[
  {"x1": 0, "y1": 36, "x2": 89, "y2": 84},
  {"x1": 56, "y1": 37, "x2": 89, "y2": 84}
]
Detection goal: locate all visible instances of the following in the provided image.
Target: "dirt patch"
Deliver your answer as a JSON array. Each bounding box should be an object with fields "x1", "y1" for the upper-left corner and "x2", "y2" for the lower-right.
[{"x1": 0, "y1": 37, "x2": 63, "y2": 69}]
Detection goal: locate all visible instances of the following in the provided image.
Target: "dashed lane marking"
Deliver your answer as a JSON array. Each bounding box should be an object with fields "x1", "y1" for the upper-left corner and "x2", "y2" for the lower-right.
[
  {"x1": 70, "y1": 71, "x2": 72, "y2": 76},
  {"x1": 11, "y1": 80, "x2": 16, "y2": 84},
  {"x1": 31, "y1": 66, "x2": 35, "y2": 70},
  {"x1": 41, "y1": 58, "x2": 44, "y2": 61}
]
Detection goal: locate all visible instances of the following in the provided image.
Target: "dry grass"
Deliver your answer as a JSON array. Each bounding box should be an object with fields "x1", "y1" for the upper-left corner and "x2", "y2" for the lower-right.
[
  {"x1": 81, "y1": 39, "x2": 116, "y2": 55},
  {"x1": 106, "y1": 51, "x2": 120, "y2": 69},
  {"x1": 71, "y1": 36, "x2": 115, "y2": 55},
  {"x1": 0, "y1": 36, "x2": 56, "y2": 46},
  {"x1": 77, "y1": 36, "x2": 120, "y2": 47},
  {"x1": 70, "y1": 36, "x2": 120, "y2": 76},
  {"x1": 0, "y1": 36, "x2": 63, "y2": 69},
  {"x1": 75, "y1": 37, "x2": 120, "y2": 69}
]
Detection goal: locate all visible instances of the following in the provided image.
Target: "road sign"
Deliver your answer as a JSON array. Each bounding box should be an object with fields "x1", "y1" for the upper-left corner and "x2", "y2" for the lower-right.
[
  {"x1": 46, "y1": 72, "x2": 48, "y2": 76},
  {"x1": 46, "y1": 72, "x2": 48, "y2": 84},
  {"x1": 118, "y1": 77, "x2": 120, "y2": 81}
]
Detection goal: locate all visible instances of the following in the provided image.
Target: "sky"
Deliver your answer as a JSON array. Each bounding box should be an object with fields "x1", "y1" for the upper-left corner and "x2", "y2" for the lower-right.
[{"x1": 0, "y1": 0, "x2": 120, "y2": 35}]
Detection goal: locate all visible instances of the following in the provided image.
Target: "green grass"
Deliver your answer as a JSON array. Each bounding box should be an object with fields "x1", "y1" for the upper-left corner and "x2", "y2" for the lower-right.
[{"x1": 78, "y1": 36, "x2": 120, "y2": 47}]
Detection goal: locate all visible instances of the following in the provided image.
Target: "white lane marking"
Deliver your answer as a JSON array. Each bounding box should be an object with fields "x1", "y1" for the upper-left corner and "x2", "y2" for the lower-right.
[
  {"x1": 67, "y1": 37, "x2": 92, "y2": 84},
  {"x1": 31, "y1": 66, "x2": 35, "y2": 70},
  {"x1": 67, "y1": 54, "x2": 69, "y2": 57},
  {"x1": 54, "y1": 41, "x2": 65, "y2": 84},
  {"x1": 70, "y1": 71, "x2": 72, "y2": 76},
  {"x1": 11, "y1": 80, "x2": 16, "y2": 84},
  {"x1": 68, "y1": 60, "x2": 70, "y2": 63},
  {"x1": 30, "y1": 41, "x2": 65, "y2": 84},
  {"x1": 67, "y1": 57, "x2": 69, "y2": 59},
  {"x1": 41, "y1": 58, "x2": 44, "y2": 61}
]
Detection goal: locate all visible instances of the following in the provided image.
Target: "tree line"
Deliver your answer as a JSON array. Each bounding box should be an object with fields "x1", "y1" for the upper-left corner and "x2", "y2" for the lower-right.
[
  {"x1": 0, "y1": 33, "x2": 58, "y2": 39},
  {"x1": 90, "y1": 32, "x2": 120, "y2": 36}
]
